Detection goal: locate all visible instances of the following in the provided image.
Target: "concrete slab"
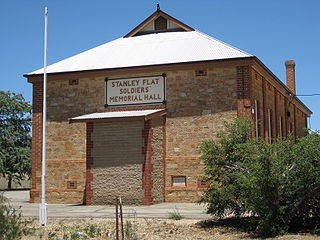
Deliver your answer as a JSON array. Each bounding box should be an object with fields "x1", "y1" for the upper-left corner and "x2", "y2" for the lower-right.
[{"x1": 2, "y1": 190, "x2": 211, "y2": 219}]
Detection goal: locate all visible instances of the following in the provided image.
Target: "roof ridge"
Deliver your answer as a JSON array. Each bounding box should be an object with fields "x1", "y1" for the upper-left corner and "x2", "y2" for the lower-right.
[{"x1": 194, "y1": 30, "x2": 253, "y2": 57}]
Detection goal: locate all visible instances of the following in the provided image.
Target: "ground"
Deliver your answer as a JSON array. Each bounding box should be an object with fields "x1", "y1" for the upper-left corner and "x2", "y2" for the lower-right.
[
  {"x1": 3, "y1": 191, "x2": 320, "y2": 240},
  {"x1": 21, "y1": 218, "x2": 320, "y2": 240}
]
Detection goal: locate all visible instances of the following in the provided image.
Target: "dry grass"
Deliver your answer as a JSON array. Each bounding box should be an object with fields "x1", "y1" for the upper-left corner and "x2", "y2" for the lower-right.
[{"x1": 21, "y1": 218, "x2": 320, "y2": 240}]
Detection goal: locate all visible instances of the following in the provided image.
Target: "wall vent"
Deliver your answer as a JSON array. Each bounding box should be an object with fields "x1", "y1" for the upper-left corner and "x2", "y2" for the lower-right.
[
  {"x1": 67, "y1": 181, "x2": 77, "y2": 189},
  {"x1": 195, "y1": 70, "x2": 207, "y2": 76},
  {"x1": 69, "y1": 79, "x2": 79, "y2": 85},
  {"x1": 155, "y1": 16, "x2": 167, "y2": 31}
]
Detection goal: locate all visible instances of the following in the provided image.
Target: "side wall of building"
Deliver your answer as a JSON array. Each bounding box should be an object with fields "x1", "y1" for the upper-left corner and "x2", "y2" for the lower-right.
[{"x1": 251, "y1": 67, "x2": 308, "y2": 141}]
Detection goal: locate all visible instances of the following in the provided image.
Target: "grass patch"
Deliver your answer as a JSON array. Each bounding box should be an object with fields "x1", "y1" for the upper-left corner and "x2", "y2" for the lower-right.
[{"x1": 168, "y1": 207, "x2": 183, "y2": 220}]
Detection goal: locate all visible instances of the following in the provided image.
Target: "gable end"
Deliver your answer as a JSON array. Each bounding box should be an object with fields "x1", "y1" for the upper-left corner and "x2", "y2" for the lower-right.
[{"x1": 124, "y1": 9, "x2": 194, "y2": 37}]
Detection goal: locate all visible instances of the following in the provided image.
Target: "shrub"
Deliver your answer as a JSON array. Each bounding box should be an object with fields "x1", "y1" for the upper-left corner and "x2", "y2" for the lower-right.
[
  {"x1": 200, "y1": 118, "x2": 320, "y2": 236},
  {"x1": 168, "y1": 207, "x2": 183, "y2": 220},
  {"x1": 0, "y1": 192, "x2": 33, "y2": 239}
]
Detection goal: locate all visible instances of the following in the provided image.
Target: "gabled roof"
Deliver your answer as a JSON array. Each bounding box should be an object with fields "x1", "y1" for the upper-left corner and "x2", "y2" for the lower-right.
[
  {"x1": 124, "y1": 9, "x2": 194, "y2": 37},
  {"x1": 27, "y1": 30, "x2": 252, "y2": 75}
]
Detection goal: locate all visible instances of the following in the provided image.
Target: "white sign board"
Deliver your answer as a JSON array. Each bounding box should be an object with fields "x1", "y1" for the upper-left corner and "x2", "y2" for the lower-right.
[{"x1": 106, "y1": 75, "x2": 166, "y2": 106}]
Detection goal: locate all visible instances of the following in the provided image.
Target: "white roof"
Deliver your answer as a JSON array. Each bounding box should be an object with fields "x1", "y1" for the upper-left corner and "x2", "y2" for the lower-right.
[
  {"x1": 70, "y1": 109, "x2": 165, "y2": 122},
  {"x1": 28, "y1": 30, "x2": 252, "y2": 75}
]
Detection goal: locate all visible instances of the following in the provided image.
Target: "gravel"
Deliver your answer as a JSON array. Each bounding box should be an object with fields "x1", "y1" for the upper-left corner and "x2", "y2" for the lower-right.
[{"x1": 22, "y1": 218, "x2": 320, "y2": 240}]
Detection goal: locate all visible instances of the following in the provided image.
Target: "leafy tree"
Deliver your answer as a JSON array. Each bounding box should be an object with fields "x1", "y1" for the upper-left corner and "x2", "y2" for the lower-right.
[
  {"x1": 0, "y1": 91, "x2": 31, "y2": 189},
  {"x1": 200, "y1": 118, "x2": 320, "y2": 236}
]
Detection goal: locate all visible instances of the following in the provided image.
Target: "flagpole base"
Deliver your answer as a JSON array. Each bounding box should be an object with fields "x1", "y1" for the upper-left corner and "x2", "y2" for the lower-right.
[{"x1": 39, "y1": 203, "x2": 47, "y2": 226}]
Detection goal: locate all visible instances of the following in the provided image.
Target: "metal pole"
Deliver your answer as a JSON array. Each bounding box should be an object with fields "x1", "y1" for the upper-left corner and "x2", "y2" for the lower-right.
[
  {"x1": 39, "y1": 7, "x2": 48, "y2": 226},
  {"x1": 119, "y1": 196, "x2": 124, "y2": 240},
  {"x1": 116, "y1": 198, "x2": 119, "y2": 240}
]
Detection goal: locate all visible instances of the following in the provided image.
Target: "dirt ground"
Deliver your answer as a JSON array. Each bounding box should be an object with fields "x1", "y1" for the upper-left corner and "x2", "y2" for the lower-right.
[{"x1": 22, "y1": 218, "x2": 320, "y2": 240}]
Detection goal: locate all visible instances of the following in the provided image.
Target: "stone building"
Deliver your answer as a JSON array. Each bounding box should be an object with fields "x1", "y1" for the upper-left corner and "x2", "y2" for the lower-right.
[{"x1": 25, "y1": 8, "x2": 312, "y2": 205}]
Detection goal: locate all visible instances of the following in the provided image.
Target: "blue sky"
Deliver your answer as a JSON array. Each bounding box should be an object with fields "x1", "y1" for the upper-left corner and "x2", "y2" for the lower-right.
[{"x1": 1, "y1": 0, "x2": 320, "y2": 129}]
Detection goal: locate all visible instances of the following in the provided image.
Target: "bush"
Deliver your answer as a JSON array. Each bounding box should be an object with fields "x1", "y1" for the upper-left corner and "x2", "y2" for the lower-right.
[
  {"x1": 200, "y1": 118, "x2": 320, "y2": 236},
  {"x1": 0, "y1": 192, "x2": 33, "y2": 239},
  {"x1": 168, "y1": 207, "x2": 183, "y2": 220}
]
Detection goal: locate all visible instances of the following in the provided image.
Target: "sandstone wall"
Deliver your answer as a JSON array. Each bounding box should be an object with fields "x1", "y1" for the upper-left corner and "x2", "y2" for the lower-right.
[
  {"x1": 150, "y1": 117, "x2": 165, "y2": 203},
  {"x1": 164, "y1": 67, "x2": 238, "y2": 202},
  {"x1": 30, "y1": 62, "x2": 309, "y2": 204},
  {"x1": 91, "y1": 120, "x2": 144, "y2": 205}
]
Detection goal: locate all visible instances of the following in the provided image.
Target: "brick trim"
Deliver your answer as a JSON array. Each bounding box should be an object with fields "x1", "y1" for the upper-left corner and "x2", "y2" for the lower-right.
[
  {"x1": 165, "y1": 187, "x2": 202, "y2": 191},
  {"x1": 85, "y1": 122, "x2": 94, "y2": 205},
  {"x1": 30, "y1": 188, "x2": 84, "y2": 192},
  {"x1": 46, "y1": 159, "x2": 86, "y2": 163},
  {"x1": 236, "y1": 66, "x2": 252, "y2": 119},
  {"x1": 162, "y1": 116, "x2": 166, "y2": 202},
  {"x1": 30, "y1": 82, "x2": 43, "y2": 202},
  {"x1": 166, "y1": 156, "x2": 201, "y2": 160},
  {"x1": 142, "y1": 120, "x2": 153, "y2": 205}
]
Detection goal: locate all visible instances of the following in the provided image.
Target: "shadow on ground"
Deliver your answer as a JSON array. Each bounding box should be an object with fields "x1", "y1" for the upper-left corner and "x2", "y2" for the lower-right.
[{"x1": 196, "y1": 216, "x2": 320, "y2": 239}]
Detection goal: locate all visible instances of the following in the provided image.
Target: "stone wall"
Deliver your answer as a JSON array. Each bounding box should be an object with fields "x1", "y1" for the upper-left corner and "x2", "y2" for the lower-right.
[
  {"x1": 150, "y1": 117, "x2": 165, "y2": 203},
  {"x1": 91, "y1": 120, "x2": 144, "y2": 205},
  {"x1": 164, "y1": 67, "x2": 238, "y2": 202},
  {"x1": 29, "y1": 60, "x2": 309, "y2": 204}
]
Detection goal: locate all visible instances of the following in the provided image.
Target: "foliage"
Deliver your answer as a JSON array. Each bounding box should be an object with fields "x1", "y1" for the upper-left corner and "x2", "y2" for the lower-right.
[
  {"x1": 200, "y1": 118, "x2": 320, "y2": 236},
  {"x1": 124, "y1": 220, "x2": 138, "y2": 240},
  {"x1": 168, "y1": 207, "x2": 184, "y2": 220},
  {"x1": 0, "y1": 192, "x2": 34, "y2": 240},
  {"x1": 83, "y1": 223, "x2": 101, "y2": 238},
  {"x1": 0, "y1": 91, "x2": 31, "y2": 189}
]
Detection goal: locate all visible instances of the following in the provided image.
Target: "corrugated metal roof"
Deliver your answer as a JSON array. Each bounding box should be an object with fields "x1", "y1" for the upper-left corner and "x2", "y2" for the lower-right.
[
  {"x1": 70, "y1": 109, "x2": 165, "y2": 122},
  {"x1": 28, "y1": 30, "x2": 252, "y2": 75}
]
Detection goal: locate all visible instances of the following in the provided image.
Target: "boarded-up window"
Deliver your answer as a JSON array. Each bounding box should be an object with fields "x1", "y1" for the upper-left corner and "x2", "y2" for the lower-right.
[
  {"x1": 172, "y1": 176, "x2": 186, "y2": 187},
  {"x1": 155, "y1": 16, "x2": 167, "y2": 31}
]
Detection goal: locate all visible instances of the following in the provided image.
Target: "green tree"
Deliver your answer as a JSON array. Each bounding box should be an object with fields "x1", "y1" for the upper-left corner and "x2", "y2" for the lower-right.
[
  {"x1": 0, "y1": 91, "x2": 31, "y2": 189},
  {"x1": 200, "y1": 118, "x2": 320, "y2": 236}
]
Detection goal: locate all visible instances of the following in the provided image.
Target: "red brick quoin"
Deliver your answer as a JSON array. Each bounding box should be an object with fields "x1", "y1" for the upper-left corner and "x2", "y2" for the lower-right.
[
  {"x1": 142, "y1": 120, "x2": 154, "y2": 205},
  {"x1": 85, "y1": 122, "x2": 94, "y2": 205}
]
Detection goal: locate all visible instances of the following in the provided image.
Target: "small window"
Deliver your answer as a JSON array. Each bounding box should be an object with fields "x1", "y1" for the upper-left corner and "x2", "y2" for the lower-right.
[
  {"x1": 172, "y1": 176, "x2": 186, "y2": 187},
  {"x1": 279, "y1": 116, "x2": 283, "y2": 137},
  {"x1": 268, "y1": 109, "x2": 273, "y2": 144}
]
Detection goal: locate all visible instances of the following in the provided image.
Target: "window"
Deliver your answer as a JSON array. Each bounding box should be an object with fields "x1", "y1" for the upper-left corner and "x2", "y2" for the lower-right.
[
  {"x1": 172, "y1": 176, "x2": 186, "y2": 187},
  {"x1": 268, "y1": 109, "x2": 272, "y2": 144},
  {"x1": 254, "y1": 100, "x2": 259, "y2": 139},
  {"x1": 279, "y1": 116, "x2": 283, "y2": 137}
]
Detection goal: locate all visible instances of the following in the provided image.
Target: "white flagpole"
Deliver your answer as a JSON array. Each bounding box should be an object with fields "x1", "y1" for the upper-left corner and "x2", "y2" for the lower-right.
[{"x1": 39, "y1": 7, "x2": 48, "y2": 226}]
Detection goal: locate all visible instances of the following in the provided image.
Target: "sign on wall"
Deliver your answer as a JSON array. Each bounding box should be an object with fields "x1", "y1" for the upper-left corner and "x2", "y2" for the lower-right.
[{"x1": 105, "y1": 75, "x2": 166, "y2": 106}]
